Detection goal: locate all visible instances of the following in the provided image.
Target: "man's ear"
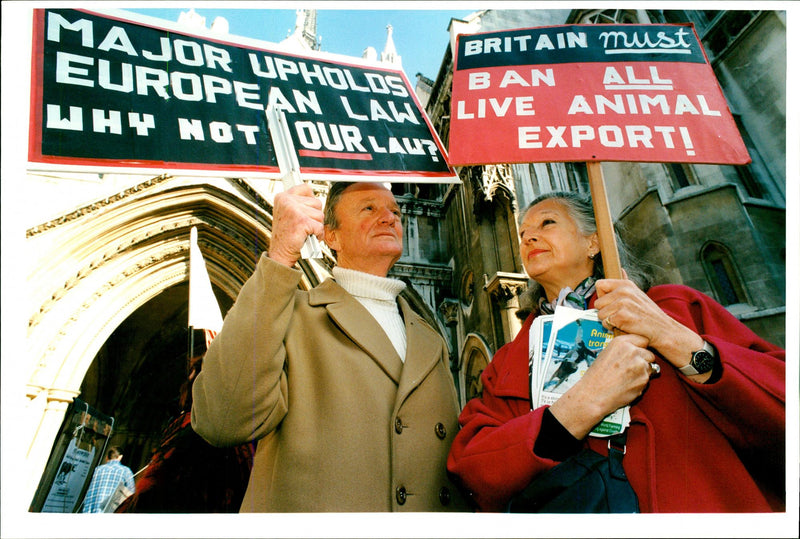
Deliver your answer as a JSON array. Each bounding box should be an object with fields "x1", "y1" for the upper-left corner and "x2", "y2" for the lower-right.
[{"x1": 324, "y1": 226, "x2": 339, "y2": 251}]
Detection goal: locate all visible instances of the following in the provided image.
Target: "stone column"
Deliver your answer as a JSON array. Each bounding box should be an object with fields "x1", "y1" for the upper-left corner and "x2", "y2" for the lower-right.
[
  {"x1": 22, "y1": 386, "x2": 80, "y2": 512},
  {"x1": 484, "y1": 272, "x2": 529, "y2": 343}
]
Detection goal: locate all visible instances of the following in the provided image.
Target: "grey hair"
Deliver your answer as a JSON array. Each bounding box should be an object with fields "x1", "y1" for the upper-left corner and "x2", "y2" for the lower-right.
[
  {"x1": 516, "y1": 191, "x2": 652, "y2": 318},
  {"x1": 324, "y1": 181, "x2": 356, "y2": 230},
  {"x1": 519, "y1": 190, "x2": 598, "y2": 239},
  {"x1": 322, "y1": 181, "x2": 357, "y2": 260}
]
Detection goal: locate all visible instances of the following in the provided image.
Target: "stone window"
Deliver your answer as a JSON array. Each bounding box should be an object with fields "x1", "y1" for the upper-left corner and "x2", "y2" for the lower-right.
[
  {"x1": 729, "y1": 114, "x2": 772, "y2": 202},
  {"x1": 700, "y1": 11, "x2": 761, "y2": 61},
  {"x1": 512, "y1": 162, "x2": 589, "y2": 211},
  {"x1": 668, "y1": 163, "x2": 693, "y2": 190},
  {"x1": 465, "y1": 347, "x2": 489, "y2": 400},
  {"x1": 460, "y1": 270, "x2": 475, "y2": 307},
  {"x1": 701, "y1": 242, "x2": 748, "y2": 306}
]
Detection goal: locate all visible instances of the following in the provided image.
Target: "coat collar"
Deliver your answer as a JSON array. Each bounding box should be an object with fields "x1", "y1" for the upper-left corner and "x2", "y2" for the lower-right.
[
  {"x1": 309, "y1": 278, "x2": 403, "y2": 383},
  {"x1": 308, "y1": 278, "x2": 442, "y2": 393}
]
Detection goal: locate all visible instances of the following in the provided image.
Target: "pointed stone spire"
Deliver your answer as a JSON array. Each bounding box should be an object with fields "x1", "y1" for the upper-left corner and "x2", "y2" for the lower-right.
[
  {"x1": 282, "y1": 9, "x2": 320, "y2": 51},
  {"x1": 302, "y1": 9, "x2": 320, "y2": 50},
  {"x1": 380, "y1": 24, "x2": 402, "y2": 66}
]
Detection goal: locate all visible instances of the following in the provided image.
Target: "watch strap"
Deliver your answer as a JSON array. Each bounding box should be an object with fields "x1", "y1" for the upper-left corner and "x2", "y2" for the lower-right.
[
  {"x1": 677, "y1": 362, "x2": 701, "y2": 376},
  {"x1": 678, "y1": 340, "x2": 715, "y2": 376}
]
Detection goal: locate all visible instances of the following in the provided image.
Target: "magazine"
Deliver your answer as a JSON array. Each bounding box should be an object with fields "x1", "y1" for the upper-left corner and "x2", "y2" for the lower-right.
[{"x1": 529, "y1": 306, "x2": 630, "y2": 437}]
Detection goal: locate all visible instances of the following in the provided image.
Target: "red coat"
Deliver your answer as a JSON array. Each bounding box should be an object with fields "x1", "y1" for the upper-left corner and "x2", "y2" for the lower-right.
[{"x1": 447, "y1": 284, "x2": 785, "y2": 512}]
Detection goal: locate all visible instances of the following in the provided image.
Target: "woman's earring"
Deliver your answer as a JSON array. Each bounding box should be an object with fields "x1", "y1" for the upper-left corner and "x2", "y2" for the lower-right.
[{"x1": 589, "y1": 252, "x2": 596, "y2": 259}]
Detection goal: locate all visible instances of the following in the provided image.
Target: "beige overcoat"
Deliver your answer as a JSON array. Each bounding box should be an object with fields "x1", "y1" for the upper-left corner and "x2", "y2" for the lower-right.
[{"x1": 192, "y1": 254, "x2": 468, "y2": 512}]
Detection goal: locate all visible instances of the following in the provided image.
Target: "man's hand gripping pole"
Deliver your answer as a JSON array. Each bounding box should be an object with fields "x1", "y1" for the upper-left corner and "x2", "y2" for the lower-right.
[{"x1": 266, "y1": 89, "x2": 323, "y2": 259}]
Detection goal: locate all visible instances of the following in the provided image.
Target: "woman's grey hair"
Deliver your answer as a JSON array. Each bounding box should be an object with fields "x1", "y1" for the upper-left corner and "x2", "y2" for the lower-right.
[{"x1": 516, "y1": 191, "x2": 653, "y2": 318}]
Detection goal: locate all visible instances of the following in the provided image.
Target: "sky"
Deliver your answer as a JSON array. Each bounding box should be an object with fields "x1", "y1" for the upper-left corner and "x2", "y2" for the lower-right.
[{"x1": 123, "y1": 5, "x2": 477, "y2": 83}]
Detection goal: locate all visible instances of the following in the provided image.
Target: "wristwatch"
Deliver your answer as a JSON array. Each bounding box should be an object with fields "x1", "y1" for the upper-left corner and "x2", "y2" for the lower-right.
[{"x1": 678, "y1": 340, "x2": 716, "y2": 376}]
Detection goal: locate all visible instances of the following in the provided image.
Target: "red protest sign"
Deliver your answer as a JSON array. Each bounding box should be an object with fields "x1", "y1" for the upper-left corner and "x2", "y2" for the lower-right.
[{"x1": 448, "y1": 24, "x2": 750, "y2": 166}]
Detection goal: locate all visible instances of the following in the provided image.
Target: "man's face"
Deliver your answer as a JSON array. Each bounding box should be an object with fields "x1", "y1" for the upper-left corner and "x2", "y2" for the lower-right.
[{"x1": 324, "y1": 183, "x2": 403, "y2": 275}]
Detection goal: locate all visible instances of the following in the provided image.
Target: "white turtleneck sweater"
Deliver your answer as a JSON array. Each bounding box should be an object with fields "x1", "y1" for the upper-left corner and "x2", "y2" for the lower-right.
[{"x1": 332, "y1": 266, "x2": 407, "y2": 362}]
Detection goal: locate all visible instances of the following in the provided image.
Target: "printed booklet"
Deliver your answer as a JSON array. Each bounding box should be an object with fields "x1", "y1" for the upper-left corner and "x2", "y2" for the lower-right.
[{"x1": 529, "y1": 306, "x2": 630, "y2": 437}]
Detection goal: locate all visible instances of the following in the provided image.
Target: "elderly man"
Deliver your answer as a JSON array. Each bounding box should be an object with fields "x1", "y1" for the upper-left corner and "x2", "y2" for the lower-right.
[{"x1": 192, "y1": 182, "x2": 466, "y2": 512}]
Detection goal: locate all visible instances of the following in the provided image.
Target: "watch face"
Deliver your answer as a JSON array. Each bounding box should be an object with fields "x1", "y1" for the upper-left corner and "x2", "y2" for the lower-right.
[{"x1": 691, "y1": 350, "x2": 715, "y2": 373}]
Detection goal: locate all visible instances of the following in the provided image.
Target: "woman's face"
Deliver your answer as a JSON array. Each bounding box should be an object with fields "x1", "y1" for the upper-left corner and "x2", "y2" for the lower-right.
[{"x1": 518, "y1": 198, "x2": 599, "y2": 300}]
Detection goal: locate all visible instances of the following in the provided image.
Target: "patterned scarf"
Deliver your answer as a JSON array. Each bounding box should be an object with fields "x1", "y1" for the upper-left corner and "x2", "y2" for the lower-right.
[{"x1": 538, "y1": 276, "x2": 597, "y2": 314}]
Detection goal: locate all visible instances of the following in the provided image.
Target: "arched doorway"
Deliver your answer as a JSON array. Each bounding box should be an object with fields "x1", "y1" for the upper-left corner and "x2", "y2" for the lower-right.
[
  {"x1": 24, "y1": 175, "x2": 332, "y2": 509},
  {"x1": 77, "y1": 281, "x2": 234, "y2": 471}
]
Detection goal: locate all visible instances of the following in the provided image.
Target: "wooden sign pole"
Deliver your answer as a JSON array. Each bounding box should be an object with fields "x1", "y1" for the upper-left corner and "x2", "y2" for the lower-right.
[{"x1": 586, "y1": 162, "x2": 623, "y2": 280}]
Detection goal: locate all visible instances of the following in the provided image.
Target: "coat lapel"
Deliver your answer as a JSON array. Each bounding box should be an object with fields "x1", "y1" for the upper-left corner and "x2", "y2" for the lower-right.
[
  {"x1": 396, "y1": 297, "x2": 443, "y2": 402},
  {"x1": 309, "y1": 278, "x2": 403, "y2": 384}
]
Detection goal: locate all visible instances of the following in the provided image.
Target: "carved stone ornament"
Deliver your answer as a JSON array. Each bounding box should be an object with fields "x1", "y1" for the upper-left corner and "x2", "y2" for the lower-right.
[
  {"x1": 478, "y1": 164, "x2": 515, "y2": 203},
  {"x1": 438, "y1": 298, "x2": 460, "y2": 326},
  {"x1": 484, "y1": 272, "x2": 528, "y2": 305}
]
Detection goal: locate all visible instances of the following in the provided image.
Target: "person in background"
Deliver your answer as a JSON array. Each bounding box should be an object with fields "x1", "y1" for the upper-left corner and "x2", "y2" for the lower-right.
[
  {"x1": 192, "y1": 181, "x2": 467, "y2": 512},
  {"x1": 81, "y1": 446, "x2": 135, "y2": 513},
  {"x1": 115, "y1": 356, "x2": 253, "y2": 513},
  {"x1": 447, "y1": 191, "x2": 785, "y2": 512}
]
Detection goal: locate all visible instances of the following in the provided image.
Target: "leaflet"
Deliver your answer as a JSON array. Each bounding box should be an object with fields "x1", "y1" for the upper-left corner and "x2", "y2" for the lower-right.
[{"x1": 529, "y1": 306, "x2": 629, "y2": 437}]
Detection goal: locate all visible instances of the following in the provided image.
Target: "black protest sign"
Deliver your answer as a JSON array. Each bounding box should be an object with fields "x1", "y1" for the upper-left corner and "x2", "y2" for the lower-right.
[{"x1": 29, "y1": 9, "x2": 455, "y2": 182}]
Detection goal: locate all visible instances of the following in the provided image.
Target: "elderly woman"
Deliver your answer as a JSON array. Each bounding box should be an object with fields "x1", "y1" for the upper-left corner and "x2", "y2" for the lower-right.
[{"x1": 447, "y1": 191, "x2": 785, "y2": 513}]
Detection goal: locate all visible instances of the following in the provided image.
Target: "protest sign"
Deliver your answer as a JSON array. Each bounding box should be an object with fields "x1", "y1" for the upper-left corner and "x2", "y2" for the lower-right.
[
  {"x1": 29, "y1": 8, "x2": 456, "y2": 182},
  {"x1": 449, "y1": 24, "x2": 750, "y2": 166}
]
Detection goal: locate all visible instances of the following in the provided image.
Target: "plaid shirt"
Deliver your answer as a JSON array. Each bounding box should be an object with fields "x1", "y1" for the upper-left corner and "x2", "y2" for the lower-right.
[{"x1": 81, "y1": 460, "x2": 135, "y2": 513}]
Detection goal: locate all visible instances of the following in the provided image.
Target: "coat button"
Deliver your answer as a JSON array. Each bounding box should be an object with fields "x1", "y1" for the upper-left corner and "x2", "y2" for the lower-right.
[
  {"x1": 434, "y1": 422, "x2": 447, "y2": 439},
  {"x1": 439, "y1": 486, "x2": 451, "y2": 506},
  {"x1": 395, "y1": 486, "x2": 407, "y2": 505},
  {"x1": 395, "y1": 417, "x2": 404, "y2": 434}
]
